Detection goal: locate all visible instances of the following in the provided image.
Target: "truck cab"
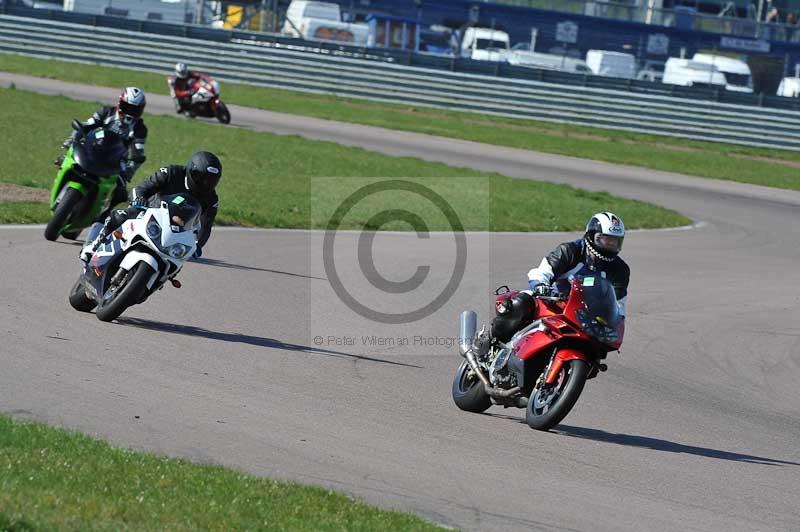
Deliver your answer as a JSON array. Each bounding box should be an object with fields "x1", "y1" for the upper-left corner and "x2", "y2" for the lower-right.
[
  {"x1": 282, "y1": 1, "x2": 369, "y2": 45},
  {"x1": 585, "y1": 50, "x2": 636, "y2": 79},
  {"x1": 690, "y1": 54, "x2": 753, "y2": 93},
  {"x1": 662, "y1": 57, "x2": 727, "y2": 88},
  {"x1": 460, "y1": 27, "x2": 510, "y2": 62}
]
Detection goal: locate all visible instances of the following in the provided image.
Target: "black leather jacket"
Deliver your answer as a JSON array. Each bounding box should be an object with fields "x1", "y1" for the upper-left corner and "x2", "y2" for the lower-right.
[
  {"x1": 131, "y1": 165, "x2": 219, "y2": 250},
  {"x1": 73, "y1": 106, "x2": 147, "y2": 178},
  {"x1": 527, "y1": 238, "x2": 630, "y2": 315}
]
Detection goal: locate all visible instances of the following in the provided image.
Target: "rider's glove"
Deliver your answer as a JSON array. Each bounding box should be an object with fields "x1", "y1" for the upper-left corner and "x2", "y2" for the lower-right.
[
  {"x1": 532, "y1": 283, "x2": 552, "y2": 297},
  {"x1": 120, "y1": 162, "x2": 135, "y2": 183},
  {"x1": 61, "y1": 137, "x2": 73, "y2": 149},
  {"x1": 130, "y1": 195, "x2": 148, "y2": 208}
]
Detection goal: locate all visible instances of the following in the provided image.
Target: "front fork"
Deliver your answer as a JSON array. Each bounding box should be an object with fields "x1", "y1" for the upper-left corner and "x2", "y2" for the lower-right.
[{"x1": 536, "y1": 348, "x2": 592, "y2": 389}]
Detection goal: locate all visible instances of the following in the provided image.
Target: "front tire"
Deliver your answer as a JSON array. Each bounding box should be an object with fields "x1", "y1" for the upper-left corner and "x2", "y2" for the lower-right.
[
  {"x1": 526, "y1": 359, "x2": 589, "y2": 431},
  {"x1": 452, "y1": 360, "x2": 492, "y2": 413},
  {"x1": 68, "y1": 278, "x2": 96, "y2": 312},
  {"x1": 95, "y1": 262, "x2": 155, "y2": 322},
  {"x1": 215, "y1": 102, "x2": 231, "y2": 124},
  {"x1": 45, "y1": 187, "x2": 82, "y2": 241}
]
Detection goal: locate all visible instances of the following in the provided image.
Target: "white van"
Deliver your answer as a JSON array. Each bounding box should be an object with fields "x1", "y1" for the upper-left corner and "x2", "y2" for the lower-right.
[
  {"x1": 777, "y1": 77, "x2": 800, "y2": 97},
  {"x1": 460, "y1": 27, "x2": 510, "y2": 62},
  {"x1": 662, "y1": 57, "x2": 727, "y2": 88},
  {"x1": 691, "y1": 54, "x2": 752, "y2": 93},
  {"x1": 508, "y1": 45, "x2": 592, "y2": 74},
  {"x1": 282, "y1": 1, "x2": 369, "y2": 45},
  {"x1": 585, "y1": 50, "x2": 636, "y2": 78}
]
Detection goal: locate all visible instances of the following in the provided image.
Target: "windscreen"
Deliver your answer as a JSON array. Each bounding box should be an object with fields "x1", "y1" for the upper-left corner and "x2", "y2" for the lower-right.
[
  {"x1": 475, "y1": 39, "x2": 507, "y2": 51},
  {"x1": 725, "y1": 73, "x2": 752, "y2": 87},
  {"x1": 161, "y1": 194, "x2": 201, "y2": 232},
  {"x1": 77, "y1": 128, "x2": 128, "y2": 176},
  {"x1": 574, "y1": 275, "x2": 621, "y2": 345}
]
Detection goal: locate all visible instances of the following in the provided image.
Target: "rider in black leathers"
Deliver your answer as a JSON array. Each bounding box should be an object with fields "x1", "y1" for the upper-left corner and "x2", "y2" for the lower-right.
[
  {"x1": 60, "y1": 87, "x2": 148, "y2": 223},
  {"x1": 82, "y1": 151, "x2": 221, "y2": 261}
]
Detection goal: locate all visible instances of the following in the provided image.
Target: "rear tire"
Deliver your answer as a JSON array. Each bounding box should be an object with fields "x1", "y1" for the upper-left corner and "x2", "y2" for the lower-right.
[
  {"x1": 526, "y1": 359, "x2": 589, "y2": 431},
  {"x1": 452, "y1": 360, "x2": 492, "y2": 413},
  {"x1": 215, "y1": 102, "x2": 231, "y2": 124},
  {"x1": 95, "y1": 262, "x2": 156, "y2": 322},
  {"x1": 68, "y1": 278, "x2": 96, "y2": 312},
  {"x1": 45, "y1": 187, "x2": 82, "y2": 241}
]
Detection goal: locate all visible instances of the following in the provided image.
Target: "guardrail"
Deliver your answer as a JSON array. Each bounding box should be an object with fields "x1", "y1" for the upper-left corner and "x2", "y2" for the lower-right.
[
  {"x1": 0, "y1": 12, "x2": 797, "y2": 150},
  {"x1": 5, "y1": 3, "x2": 800, "y2": 111}
]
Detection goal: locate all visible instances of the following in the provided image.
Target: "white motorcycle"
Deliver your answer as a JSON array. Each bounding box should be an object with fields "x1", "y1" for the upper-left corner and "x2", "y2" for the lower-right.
[{"x1": 70, "y1": 194, "x2": 201, "y2": 322}]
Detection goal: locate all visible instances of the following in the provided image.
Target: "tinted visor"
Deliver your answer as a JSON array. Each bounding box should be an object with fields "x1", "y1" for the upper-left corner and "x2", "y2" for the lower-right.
[
  {"x1": 595, "y1": 234, "x2": 623, "y2": 253},
  {"x1": 118, "y1": 100, "x2": 143, "y2": 119},
  {"x1": 189, "y1": 167, "x2": 220, "y2": 194}
]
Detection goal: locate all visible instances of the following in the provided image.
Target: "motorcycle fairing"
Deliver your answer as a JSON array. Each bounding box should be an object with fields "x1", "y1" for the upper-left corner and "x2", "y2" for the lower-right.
[
  {"x1": 544, "y1": 348, "x2": 590, "y2": 385},
  {"x1": 83, "y1": 236, "x2": 125, "y2": 299},
  {"x1": 49, "y1": 143, "x2": 121, "y2": 233},
  {"x1": 50, "y1": 148, "x2": 81, "y2": 207},
  {"x1": 503, "y1": 274, "x2": 625, "y2": 391}
]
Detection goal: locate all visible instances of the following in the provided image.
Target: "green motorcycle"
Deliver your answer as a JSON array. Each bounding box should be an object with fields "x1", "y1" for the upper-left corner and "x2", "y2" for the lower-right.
[{"x1": 45, "y1": 121, "x2": 128, "y2": 241}]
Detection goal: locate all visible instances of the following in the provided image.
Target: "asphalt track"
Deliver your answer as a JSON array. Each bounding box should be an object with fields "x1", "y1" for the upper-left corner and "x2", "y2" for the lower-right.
[{"x1": 1, "y1": 73, "x2": 799, "y2": 531}]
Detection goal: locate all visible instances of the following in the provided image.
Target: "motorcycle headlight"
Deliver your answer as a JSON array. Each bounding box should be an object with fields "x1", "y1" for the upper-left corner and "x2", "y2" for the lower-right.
[
  {"x1": 167, "y1": 243, "x2": 190, "y2": 259},
  {"x1": 146, "y1": 217, "x2": 162, "y2": 241}
]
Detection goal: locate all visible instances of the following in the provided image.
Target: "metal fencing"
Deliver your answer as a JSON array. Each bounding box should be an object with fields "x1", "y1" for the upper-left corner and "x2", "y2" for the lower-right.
[{"x1": 1, "y1": 13, "x2": 797, "y2": 150}]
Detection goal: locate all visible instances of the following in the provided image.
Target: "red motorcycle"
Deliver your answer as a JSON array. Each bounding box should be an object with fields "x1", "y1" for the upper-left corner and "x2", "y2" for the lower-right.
[
  {"x1": 451, "y1": 274, "x2": 624, "y2": 431},
  {"x1": 167, "y1": 75, "x2": 231, "y2": 124}
]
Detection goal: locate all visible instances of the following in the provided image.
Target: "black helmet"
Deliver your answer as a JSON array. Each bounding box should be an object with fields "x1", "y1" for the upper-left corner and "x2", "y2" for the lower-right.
[
  {"x1": 584, "y1": 211, "x2": 625, "y2": 262},
  {"x1": 186, "y1": 151, "x2": 222, "y2": 196}
]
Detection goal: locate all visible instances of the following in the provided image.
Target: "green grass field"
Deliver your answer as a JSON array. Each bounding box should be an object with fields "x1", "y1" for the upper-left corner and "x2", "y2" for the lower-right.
[
  {"x1": 0, "y1": 87, "x2": 688, "y2": 230},
  {"x1": 2, "y1": 53, "x2": 798, "y2": 190},
  {"x1": 0, "y1": 414, "x2": 443, "y2": 531}
]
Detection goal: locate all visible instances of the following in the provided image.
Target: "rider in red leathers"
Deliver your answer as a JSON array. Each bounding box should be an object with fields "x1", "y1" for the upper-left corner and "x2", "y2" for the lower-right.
[{"x1": 168, "y1": 62, "x2": 216, "y2": 116}]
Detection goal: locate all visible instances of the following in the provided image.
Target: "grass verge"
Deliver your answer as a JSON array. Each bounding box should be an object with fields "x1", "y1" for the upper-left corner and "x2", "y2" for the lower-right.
[
  {"x1": 1, "y1": 53, "x2": 799, "y2": 190},
  {"x1": 0, "y1": 87, "x2": 688, "y2": 230},
  {"x1": 0, "y1": 413, "x2": 442, "y2": 531}
]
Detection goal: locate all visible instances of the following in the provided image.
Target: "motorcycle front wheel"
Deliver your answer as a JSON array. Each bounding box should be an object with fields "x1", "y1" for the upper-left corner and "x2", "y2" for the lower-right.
[
  {"x1": 44, "y1": 187, "x2": 82, "y2": 241},
  {"x1": 526, "y1": 359, "x2": 589, "y2": 431},
  {"x1": 95, "y1": 262, "x2": 155, "y2": 322},
  {"x1": 215, "y1": 102, "x2": 231, "y2": 124},
  {"x1": 451, "y1": 360, "x2": 492, "y2": 413}
]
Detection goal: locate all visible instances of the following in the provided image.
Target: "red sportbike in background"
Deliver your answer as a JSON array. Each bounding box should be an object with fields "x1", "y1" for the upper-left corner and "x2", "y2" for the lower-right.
[
  {"x1": 452, "y1": 274, "x2": 625, "y2": 431},
  {"x1": 167, "y1": 75, "x2": 231, "y2": 124}
]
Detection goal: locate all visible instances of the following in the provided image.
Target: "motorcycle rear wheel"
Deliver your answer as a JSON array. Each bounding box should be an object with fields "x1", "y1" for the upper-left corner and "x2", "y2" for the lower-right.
[
  {"x1": 215, "y1": 102, "x2": 231, "y2": 124},
  {"x1": 526, "y1": 359, "x2": 589, "y2": 431},
  {"x1": 45, "y1": 187, "x2": 82, "y2": 241},
  {"x1": 452, "y1": 360, "x2": 492, "y2": 413},
  {"x1": 95, "y1": 262, "x2": 155, "y2": 322}
]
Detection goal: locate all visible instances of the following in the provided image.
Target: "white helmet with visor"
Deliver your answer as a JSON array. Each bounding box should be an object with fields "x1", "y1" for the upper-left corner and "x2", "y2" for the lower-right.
[{"x1": 585, "y1": 212, "x2": 625, "y2": 261}]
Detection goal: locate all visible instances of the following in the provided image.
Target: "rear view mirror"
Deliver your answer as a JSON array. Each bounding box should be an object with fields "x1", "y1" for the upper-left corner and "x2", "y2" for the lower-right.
[{"x1": 71, "y1": 119, "x2": 82, "y2": 131}]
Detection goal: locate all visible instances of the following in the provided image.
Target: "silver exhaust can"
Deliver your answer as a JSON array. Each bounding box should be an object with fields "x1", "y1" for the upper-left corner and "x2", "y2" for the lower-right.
[{"x1": 459, "y1": 310, "x2": 478, "y2": 357}]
